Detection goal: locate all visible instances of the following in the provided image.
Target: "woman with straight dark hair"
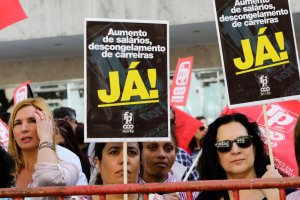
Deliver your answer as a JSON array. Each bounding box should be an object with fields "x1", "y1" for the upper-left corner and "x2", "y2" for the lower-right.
[{"x1": 196, "y1": 113, "x2": 282, "y2": 200}]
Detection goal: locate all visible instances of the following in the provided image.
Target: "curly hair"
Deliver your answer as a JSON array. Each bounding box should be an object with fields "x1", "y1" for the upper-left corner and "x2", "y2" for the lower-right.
[{"x1": 197, "y1": 113, "x2": 270, "y2": 200}]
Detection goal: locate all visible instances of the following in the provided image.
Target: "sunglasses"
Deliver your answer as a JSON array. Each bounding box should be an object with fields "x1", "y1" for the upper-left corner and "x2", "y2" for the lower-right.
[{"x1": 215, "y1": 135, "x2": 253, "y2": 153}]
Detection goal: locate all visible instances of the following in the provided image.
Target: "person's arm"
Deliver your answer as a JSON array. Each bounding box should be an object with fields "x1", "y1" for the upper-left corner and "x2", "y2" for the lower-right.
[
  {"x1": 32, "y1": 161, "x2": 79, "y2": 186},
  {"x1": 260, "y1": 165, "x2": 282, "y2": 200},
  {"x1": 35, "y1": 109, "x2": 58, "y2": 163}
]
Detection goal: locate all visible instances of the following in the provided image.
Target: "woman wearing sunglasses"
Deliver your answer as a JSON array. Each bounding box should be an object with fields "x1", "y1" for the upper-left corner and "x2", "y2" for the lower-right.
[{"x1": 196, "y1": 113, "x2": 282, "y2": 200}]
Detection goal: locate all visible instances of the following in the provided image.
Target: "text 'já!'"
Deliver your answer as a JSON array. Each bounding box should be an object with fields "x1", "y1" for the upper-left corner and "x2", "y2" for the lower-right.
[
  {"x1": 97, "y1": 61, "x2": 159, "y2": 107},
  {"x1": 233, "y1": 27, "x2": 289, "y2": 75}
]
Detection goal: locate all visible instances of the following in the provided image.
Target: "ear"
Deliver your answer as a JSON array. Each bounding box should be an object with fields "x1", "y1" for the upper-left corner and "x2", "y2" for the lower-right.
[{"x1": 94, "y1": 156, "x2": 101, "y2": 172}]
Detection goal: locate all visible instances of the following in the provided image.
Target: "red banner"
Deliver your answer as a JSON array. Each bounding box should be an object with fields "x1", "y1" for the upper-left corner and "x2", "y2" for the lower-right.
[
  {"x1": 0, "y1": 0, "x2": 27, "y2": 30},
  {"x1": 172, "y1": 106, "x2": 202, "y2": 154},
  {"x1": 13, "y1": 80, "x2": 30, "y2": 105},
  {"x1": 222, "y1": 100, "x2": 300, "y2": 177},
  {"x1": 170, "y1": 56, "x2": 194, "y2": 106}
]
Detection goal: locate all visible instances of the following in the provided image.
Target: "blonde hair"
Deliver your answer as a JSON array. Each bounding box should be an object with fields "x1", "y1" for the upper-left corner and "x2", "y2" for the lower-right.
[{"x1": 8, "y1": 97, "x2": 56, "y2": 176}]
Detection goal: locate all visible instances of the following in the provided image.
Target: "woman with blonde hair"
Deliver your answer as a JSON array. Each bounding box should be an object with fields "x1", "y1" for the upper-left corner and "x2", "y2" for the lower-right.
[{"x1": 8, "y1": 97, "x2": 79, "y2": 197}]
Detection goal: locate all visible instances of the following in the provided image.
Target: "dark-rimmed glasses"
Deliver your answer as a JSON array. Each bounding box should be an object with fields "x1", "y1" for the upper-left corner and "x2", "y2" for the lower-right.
[{"x1": 215, "y1": 135, "x2": 253, "y2": 153}]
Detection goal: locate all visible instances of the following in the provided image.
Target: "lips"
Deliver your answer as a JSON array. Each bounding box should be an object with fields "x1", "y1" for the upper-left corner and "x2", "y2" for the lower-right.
[
  {"x1": 21, "y1": 136, "x2": 32, "y2": 143},
  {"x1": 154, "y1": 162, "x2": 168, "y2": 168},
  {"x1": 231, "y1": 159, "x2": 245, "y2": 164},
  {"x1": 115, "y1": 169, "x2": 131, "y2": 175}
]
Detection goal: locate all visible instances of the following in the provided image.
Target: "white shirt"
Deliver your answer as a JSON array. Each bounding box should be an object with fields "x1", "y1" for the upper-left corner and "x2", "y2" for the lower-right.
[
  {"x1": 56, "y1": 145, "x2": 88, "y2": 185},
  {"x1": 287, "y1": 191, "x2": 300, "y2": 200}
]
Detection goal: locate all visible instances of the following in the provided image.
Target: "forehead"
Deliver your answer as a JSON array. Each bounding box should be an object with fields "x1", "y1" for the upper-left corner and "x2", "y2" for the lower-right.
[
  {"x1": 103, "y1": 142, "x2": 139, "y2": 150},
  {"x1": 15, "y1": 105, "x2": 36, "y2": 119},
  {"x1": 143, "y1": 140, "x2": 175, "y2": 147},
  {"x1": 216, "y1": 121, "x2": 248, "y2": 141}
]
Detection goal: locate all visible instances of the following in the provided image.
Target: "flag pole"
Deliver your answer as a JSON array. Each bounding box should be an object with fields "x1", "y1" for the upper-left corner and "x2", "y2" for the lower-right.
[
  {"x1": 183, "y1": 149, "x2": 202, "y2": 181},
  {"x1": 262, "y1": 104, "x2": 275, "y2": 169}
]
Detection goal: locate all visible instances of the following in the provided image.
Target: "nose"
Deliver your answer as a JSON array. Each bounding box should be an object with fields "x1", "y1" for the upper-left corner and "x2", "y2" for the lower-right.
[
  {"x1": 117, "y1": 153, "x2": 129, "y2": 165},
  {"x1": 230, "y1": 142, "x2": 241, "y2": 154},
  {"x1": 21, "y1": 121, "x2": 29, "y2": 133},
  {"x1": 157, "y1": 147, "x2": 167, "y2": 159}
]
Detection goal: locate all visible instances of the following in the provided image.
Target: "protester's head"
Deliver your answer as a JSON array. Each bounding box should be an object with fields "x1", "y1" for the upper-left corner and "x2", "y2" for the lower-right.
[
  {"x1": 294, "y1": 116, "x2": 300, "y2": 176},
  {"x1": 55, "y1": 119, "x2": 91, "y2": 181},
  {"x1": 94, "y1": 142, "x2": 141, "y2": 185},
  {"x1": 53, "y1": 107, "x2": 77, "y2": 131},
  {"x1": 141, "y1": 108, "x2": 177, "y2": 183},
  {"x1": 55, "y1": 119, "x2": 81, "y2": 152},
  {"x1": 189, "y1": 116, "x2": 208, "y2": 150},
  {"x1": 197, "y1": 113, "x2": 269, "y2": 181},
  {"x1": 8, "y1": 97, "x2": 56, "y2": 175},
  {"x1": 74, "y1": 122, "x2": 88, "y2": 153}
]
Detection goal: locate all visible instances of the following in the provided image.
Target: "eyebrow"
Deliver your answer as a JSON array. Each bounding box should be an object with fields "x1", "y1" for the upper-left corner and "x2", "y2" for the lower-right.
[{"x1": 14, "y1": 117, "x2": 35, "y2": 123}]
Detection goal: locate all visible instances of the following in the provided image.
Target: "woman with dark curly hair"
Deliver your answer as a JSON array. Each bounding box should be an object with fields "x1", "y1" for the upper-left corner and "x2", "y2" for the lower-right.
[{"x1": 196, "y1": 113, "x2": 282, "y2": 200}]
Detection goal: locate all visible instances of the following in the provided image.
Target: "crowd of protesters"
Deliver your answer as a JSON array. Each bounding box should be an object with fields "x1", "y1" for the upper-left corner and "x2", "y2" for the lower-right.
[{"x1": 0, "y1": 97, "x2": 300, "y2": 200}]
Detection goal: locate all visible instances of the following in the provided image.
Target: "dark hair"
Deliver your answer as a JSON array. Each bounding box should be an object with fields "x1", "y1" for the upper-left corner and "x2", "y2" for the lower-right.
[
  {"x1": 75, "y1": 122, "x2": 84, "y2": 144},
  {"x1": 55, "y1": 119, "x2": 91, "y2": 181},
  {"x1": 170, "y1": 107, "x2": 178, "y2": 147},
  {"x1": 0, "y1": 145, "x2": 15, "y2": 187},
  {"x1": 53, "y1": 107, "x2": 76, "y2": 120},
  {"x1": 294, "y1": 117, "x2": 300, "y2": 176},
  {"x1": 197, "y1": 113, "x2": 270, "y2": 200},
  {"x1": 0, "y1": 112, "x2": 10, "y2": 124},
  {"x1": 94, "y1": 143, "x2": 142, "y2": 185},
  {"x1": 188, "y1": 116, "x2": 207, "y2": 150}
]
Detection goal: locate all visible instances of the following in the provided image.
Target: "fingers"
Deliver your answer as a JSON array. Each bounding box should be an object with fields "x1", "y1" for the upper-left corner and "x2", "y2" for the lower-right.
[{"x1": 35, "y1": 109, "x2": 51, "y2": 122}]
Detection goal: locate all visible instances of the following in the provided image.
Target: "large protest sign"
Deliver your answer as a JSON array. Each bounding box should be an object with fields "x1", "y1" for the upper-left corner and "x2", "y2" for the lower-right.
[
  {"x1": 223, "y1": 100, "x2": 300, "y2": 177},
  {"x1": 213, "y1": 0, "x2": 300, "y2": 108},
  {"x1": 85, "y1": 19, "x2": 169, "y2": 142}
]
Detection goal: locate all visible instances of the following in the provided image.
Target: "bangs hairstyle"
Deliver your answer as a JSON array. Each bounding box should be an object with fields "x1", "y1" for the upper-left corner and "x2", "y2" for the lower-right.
[{"x1": 8, "y1": 97, "x2": 57, "y2": 176}]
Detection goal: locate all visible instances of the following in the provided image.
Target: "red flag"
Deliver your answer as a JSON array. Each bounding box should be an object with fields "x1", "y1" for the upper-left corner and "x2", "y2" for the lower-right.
[
  {"x1": 172, "y1": 106, "x2": 202, "y2": 154},
  {"x1": 222, "y1": 100, "x2": 300, "y2": 177},
  {"x1": 170, "y1": 56, "x2": 194, "y2": 106},
  {"x1": 0, "y1": 0, "x2": 27, "y2": 30}
]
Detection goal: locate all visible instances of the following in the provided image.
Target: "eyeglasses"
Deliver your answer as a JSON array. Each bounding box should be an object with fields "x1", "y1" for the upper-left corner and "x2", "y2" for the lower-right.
[{"x1": 215, "y1": 135, "x2": 253, "y2": 153}]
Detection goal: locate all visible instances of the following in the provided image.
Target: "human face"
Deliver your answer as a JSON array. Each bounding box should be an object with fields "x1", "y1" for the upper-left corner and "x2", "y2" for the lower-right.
[
  {"x1": 142, "y1": 140, "x2": 176, "y2": 183},
  {"x1": 12, "y1": 105, "x2": 40, "y2": 151},
  {"x1": 216, "y1": 121, "x2": 256, "y2": 179},
  {"x1": 195, "y1": 119, "x2": 208, "y2": 140},
  {"x1": 96, "y1": 142, "x2": 140, "y2": 185}
]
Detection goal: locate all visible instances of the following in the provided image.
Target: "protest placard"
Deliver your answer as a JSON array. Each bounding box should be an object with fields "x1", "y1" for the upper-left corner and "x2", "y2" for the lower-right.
[
  {"x1": 213, "y1": 0, "x2": 300, "y2": 108},
  {"x1": 84, "y1": 19, "x2": 169, "y2": 142}
]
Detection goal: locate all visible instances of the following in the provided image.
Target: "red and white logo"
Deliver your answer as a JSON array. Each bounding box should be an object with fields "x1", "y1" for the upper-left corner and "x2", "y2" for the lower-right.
[{"x1": 170, "y1": 56, "x2": 194, "y2": 106}]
